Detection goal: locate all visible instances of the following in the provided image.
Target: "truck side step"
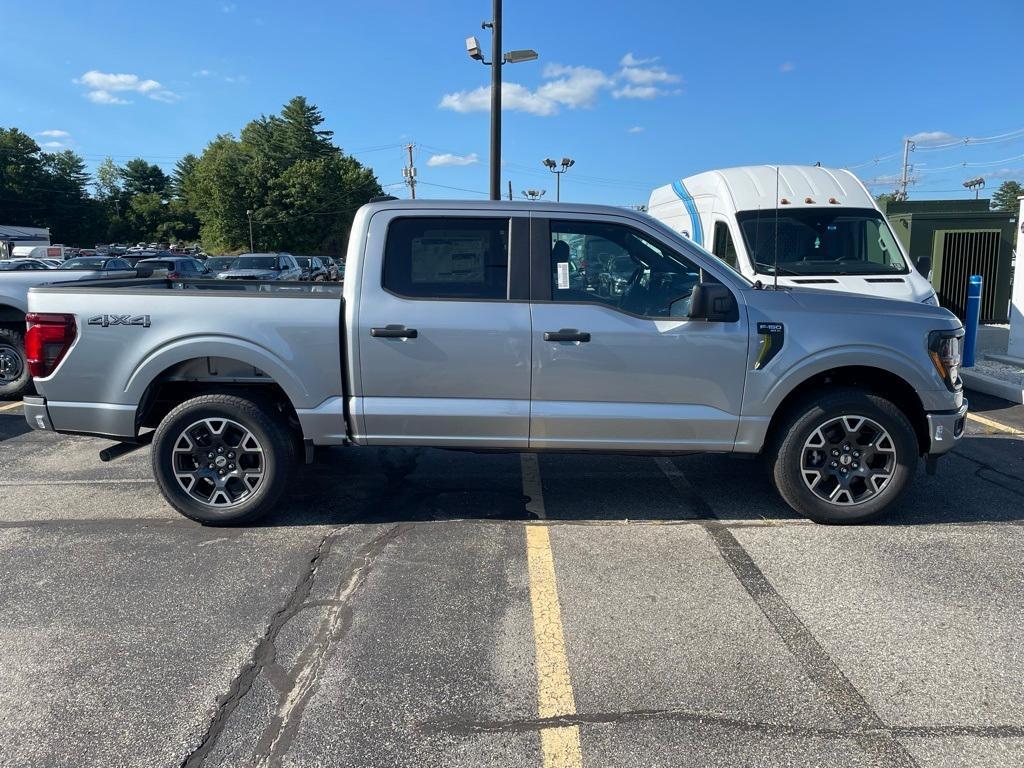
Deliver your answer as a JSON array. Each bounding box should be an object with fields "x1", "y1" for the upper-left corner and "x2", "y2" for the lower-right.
[{"x1": 99, "y1": 432, "x2": 153, "y2": 462}]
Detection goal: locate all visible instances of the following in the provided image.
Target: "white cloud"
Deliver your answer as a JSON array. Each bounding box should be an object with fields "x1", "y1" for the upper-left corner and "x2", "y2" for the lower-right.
[
  {"x1": 193, "y1": 69, "x2": 211, "y2": 78},
  {"x1": 779, "y1": 61, "x2": 796, "y2": 73},
  {"x1": 613, "y1": 85, "x2": 661, "y2": 100},
  {"x1": 40, "y1": 141, "x2": 66, "y2": 149},
  {"x1": 440, "y1": 82, "x2": 559, "y2": 116},
  {"x1": 37, "y1": 129, "x2": 70, "y2": 138},
  {"x1": 222, "y1": 3, "x2": 236, "y2": 12},
  {"x1": 441, "y1": 52, "x2": 680, "y2": 116},
  {"x1": 85, "y1": 90, "x2": 130, "y2": 105},
  {"x1": 537, "y1": 64, "x2": 611, "y2": 108},
  {"x1": 620, "y1": 53, "x2": 658, "y2": 67},
  {"x1": 74, "y1": 70, "x2": 179, "y2": 105},
  {"x1": 987, "y1": 167, "x2": 1024, "y2": 180},
  {"x1": 908, "y1": 131, "x2": 956, "y2": 144},
  {"x1": 427, "y1": 152, "x2": 480, "y2": 167},
  {"x1": 627, "y1": 126, "x2": 645, "y2": 134}
]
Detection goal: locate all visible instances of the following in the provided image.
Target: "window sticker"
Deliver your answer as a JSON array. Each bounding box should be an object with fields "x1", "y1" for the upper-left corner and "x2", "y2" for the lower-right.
[{"x1": 556, "y1": 261, "x2": 570, "y2": 289}]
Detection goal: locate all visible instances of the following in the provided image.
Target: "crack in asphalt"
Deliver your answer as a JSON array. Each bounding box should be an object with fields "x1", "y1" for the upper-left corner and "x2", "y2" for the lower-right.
[
  {"x1": 180, "y1": 527, "x2": 349, "y2": 768},
  {"x1": 250, "y1": 523, "x2": 409, "y2": 768},
  {"x1": 422, "y1": 707, "x2": 1024, "y2": 740}
]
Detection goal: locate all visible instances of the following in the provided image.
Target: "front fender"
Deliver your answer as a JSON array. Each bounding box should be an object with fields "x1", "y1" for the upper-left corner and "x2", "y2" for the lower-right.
[{"x1": 750, "y1": 343, "x2": 948, "y2": 417}]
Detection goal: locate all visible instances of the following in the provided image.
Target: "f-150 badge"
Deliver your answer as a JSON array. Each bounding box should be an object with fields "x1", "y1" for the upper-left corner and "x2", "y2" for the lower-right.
[{"x1": 88, "y1": 314, "x2": 151, "y2": 327}]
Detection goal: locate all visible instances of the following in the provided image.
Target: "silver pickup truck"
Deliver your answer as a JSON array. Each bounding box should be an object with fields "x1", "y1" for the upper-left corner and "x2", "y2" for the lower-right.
[{"x1": 23, "y1": 200, "x2": 967, "y2": 524}]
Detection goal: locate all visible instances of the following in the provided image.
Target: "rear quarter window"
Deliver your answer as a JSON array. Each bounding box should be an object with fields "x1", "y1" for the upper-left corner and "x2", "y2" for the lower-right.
[{"x1": 383, "y1": 217, "x2": 509, "y2": 300}]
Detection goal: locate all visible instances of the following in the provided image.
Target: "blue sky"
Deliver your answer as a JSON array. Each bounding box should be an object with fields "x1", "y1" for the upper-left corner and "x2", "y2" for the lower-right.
[{"x1": 2, "y1": 0, "x2": 1022, "y2": 205}]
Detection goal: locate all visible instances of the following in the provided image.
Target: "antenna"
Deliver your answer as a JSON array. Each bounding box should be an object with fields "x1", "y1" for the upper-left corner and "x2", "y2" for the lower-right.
[{"x1": 773, "y1": 165, "x2": 780, "y2": 291}]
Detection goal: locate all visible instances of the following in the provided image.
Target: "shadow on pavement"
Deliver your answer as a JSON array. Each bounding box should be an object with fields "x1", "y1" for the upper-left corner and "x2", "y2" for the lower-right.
[{"x1": 253, "y1": 436, "x2": 1024, "y2": 529}]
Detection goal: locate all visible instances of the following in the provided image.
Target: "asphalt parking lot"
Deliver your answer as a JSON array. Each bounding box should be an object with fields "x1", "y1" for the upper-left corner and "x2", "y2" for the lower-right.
[{"x1": 1, "y1": 394, "x2": 1023, "y2": 768}]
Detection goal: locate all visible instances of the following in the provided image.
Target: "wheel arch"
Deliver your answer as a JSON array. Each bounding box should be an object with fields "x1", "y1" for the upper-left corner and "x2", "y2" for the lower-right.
[
  {"x1": 765, "y1": 365, "x2": 929, "y2": 455},
  {"x1": 134, "y1": 353, "x2": 303, "y2": 441}
]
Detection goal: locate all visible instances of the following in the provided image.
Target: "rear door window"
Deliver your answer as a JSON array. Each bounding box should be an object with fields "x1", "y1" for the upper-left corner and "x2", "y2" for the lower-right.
[{"x1": 384, "y1": 217, "x2": 509, "y2": 300}]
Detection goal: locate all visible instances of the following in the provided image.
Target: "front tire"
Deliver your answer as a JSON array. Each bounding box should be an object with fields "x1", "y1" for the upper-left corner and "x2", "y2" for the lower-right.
[
  {"x1": 152, "y1": 394, "x2": 295, "y2": 524},
  {"x1": 0, "y1": 327, "x2": 31, "y2": 399},
  {"x1": 771, "y1": 388, "x2": 918, "y2": 524}
]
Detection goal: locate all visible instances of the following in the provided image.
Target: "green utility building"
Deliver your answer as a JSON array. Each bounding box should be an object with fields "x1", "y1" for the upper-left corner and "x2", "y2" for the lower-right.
[{"x1": 882, "y1": 199, "x2": 1017, "y2": 323}]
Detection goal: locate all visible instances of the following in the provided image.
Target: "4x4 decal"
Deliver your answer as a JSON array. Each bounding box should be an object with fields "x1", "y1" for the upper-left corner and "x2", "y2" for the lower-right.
[{"x1": 87, "y1": 314, "x2": 151, "y2": 328}]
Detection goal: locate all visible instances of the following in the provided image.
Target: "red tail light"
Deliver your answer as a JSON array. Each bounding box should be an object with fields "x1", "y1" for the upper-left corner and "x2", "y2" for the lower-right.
[
  {"x1": 167, "y1": 271, "x2": 179, "y2": 279},
  {"x1": 25, "y1": 313, "x2": 77, "y2": 378}
]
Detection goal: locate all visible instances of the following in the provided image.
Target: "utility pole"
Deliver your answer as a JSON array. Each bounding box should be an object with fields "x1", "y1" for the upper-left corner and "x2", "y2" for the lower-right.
[
  {"x1": 246, "y1": 209, "x2": 254, "y2": 252},
  {"x1": 402, "y1": 143, "x2": 417, "y2": 200},
  {"x1": 507, "y1": 180, "x2": 513, "y2": 201},
  {"x1": 897, "y1": 138, "x2": 916, "y2": 201},
  {"x1": 487, "y1": 0, "x2": 502, "y2": 200}
]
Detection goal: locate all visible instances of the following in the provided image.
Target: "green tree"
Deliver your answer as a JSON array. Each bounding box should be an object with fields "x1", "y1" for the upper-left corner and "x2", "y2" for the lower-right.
[
  {"x1": 171, "y1": 154, "x2": 199, "y2": 202},
  {"x1": 991, "y1": 180, "x2": 1024, "y2": 212},
  {"x1": 190, "y1": 97, "x2": 382, "y2": 254},
  {"x1": 121, "y1": 158, "x2": 170, "y2": 198}
]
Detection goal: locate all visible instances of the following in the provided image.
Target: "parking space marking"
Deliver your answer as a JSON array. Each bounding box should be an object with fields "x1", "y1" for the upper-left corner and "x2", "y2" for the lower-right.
[
  {"x1": 0, "y1": 478, "x2": 152, "y2": 486},
  {"x1": 0, "y1": 400, "x2": 22, "y2": 412},
  {"x1": 966, "y1": 412, "x2": 1024, "y2": 436},
  {"x1": 525, "y1": 524, "x2": 583, "y2": 768},
  {"x1": 520, "y1": 453, "x2": 546, "y2": 519}
]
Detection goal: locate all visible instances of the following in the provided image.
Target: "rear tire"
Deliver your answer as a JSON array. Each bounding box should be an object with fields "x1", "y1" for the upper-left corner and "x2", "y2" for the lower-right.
[
  {"x1": 152, "y1": 394, "x2": 295, "y2": 525},
  {"x1": 770, "y1": 388, "x2": 918, "y2": 524},
  {"x1": 0, "y1": 327, "x2": 31, "y2": 399}
]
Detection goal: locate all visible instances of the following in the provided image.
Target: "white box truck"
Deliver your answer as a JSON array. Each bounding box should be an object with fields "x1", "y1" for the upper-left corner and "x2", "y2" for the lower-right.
[{"x1": 648, "y1": 165, "x2": 938, "y2": 305}]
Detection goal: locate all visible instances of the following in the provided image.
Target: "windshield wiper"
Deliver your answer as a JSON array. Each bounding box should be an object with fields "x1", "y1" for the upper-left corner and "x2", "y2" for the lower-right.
[{"x1": 754, "y1": 261, "x2": 799, "y2": 276}]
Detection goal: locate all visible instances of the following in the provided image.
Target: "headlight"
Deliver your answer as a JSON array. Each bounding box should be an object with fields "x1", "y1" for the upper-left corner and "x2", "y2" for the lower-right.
[
  {"x1": 922, "y1": 293, "x2": 940, "y2": 306},
  {"x1": 928, "y1": 329, "x2": 964, "y2": 391}
]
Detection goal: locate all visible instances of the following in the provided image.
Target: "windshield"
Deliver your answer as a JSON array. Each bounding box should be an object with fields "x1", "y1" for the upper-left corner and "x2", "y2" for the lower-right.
[
  {"x1": 735, "y1": 207, "x2": 908, "y2": 276},
  {"x1": 232, "y1": 256, "x2": 278, "y2": 270},
  {"x1": 206, "y1": 257, "x2": 236, "y2": 269},
  {"x1": 294, "y1": 257, "x2": 312, "y2": 268},
  {"x1": 62, "y1": 258, "x2": 107, "y2": 269}
]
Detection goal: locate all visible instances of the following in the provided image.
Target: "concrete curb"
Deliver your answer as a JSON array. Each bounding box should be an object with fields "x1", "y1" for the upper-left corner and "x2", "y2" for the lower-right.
[{"x1": 961, "y1": 369, "x2": 1024, "y2": 404}]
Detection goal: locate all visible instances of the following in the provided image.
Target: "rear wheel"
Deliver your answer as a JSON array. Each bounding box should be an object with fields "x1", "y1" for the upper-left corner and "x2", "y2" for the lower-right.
[
  {"x1": 152, "y1": 394, "x2": 295, "y2": 524},
  {"x1": 0, "y1": 327, "x2": 31, "y2": 399},
  {"x1": 771, "y1": 388, "x2": 918, "y2": 524}
]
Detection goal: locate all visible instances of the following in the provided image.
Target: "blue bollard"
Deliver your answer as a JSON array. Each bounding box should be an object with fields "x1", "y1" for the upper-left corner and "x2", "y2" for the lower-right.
[{"x1": 962, "y1": 274, "x2": 982, "y2": 368}]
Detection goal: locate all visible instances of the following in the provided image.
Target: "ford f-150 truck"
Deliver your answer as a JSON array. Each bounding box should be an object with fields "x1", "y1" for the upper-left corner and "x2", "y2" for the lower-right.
[{"x1": 22, "y1": 200, "x2": 967, "y2": 524}]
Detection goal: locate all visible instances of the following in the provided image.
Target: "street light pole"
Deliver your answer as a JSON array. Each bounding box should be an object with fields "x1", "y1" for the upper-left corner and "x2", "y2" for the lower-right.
[
  {"x1": 465, "y1": 6, "x2": 536, "y2": 202},
  {"x1": 542, "y1": 157, "x2": 575, "y2": 202},
  {"x1": 488, "y1": 0, "x2": 502, "y2": 200},
  {"x1": 246, "y1": 209, "x2": 254, "y2": 252}
]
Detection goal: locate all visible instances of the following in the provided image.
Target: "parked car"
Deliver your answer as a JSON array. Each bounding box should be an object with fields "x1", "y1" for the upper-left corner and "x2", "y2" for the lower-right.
[
  {"x1": 321, "y1": 256, "x2": 341, "y2": 281},
  {"x1": 0, "y1": 259, "x2": 53, "y2": 271},
  {"x1": 204, "y1": 256, "x2": 238, "y2": 276},
  {"x1": 23, "y1": 200, "x2": 966, "y2": 526},
  {"x1": 136, "y1": 257, "x2": 211, "y2": 279},
  {"x1": 60, "y1": 257, "x2": 134, "y2": 272},
  {"x1": 216, "y1": 252, "x2": 302, "y2": 281},
  {"x1": 122, "y1": 251, "x2": 159, "y2": 266},
  {"x1": 295, "y1": 256, "x2": 329, "y2": 281}
]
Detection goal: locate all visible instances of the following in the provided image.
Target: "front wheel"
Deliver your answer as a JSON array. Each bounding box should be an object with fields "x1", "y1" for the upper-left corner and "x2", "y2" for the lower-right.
[
  {"x1": 152, "y1": 394, "x2": 295, "y2": 524},
  {"x1": 771, "y1": 389, "x2": 918, "y2": 524}
]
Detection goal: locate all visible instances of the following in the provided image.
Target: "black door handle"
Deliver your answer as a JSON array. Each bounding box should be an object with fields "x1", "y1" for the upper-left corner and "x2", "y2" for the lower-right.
[
  {"x1": 544, "y1": 329, "x2": 591, "y2": 343},
  {"x1": 371, "y1": 325, "x2": 418, "y2": 339}
]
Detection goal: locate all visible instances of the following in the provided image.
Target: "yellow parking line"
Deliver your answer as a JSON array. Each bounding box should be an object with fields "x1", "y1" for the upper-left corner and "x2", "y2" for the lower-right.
[
  {"x1": 966, "y1": 412, "x2": 1024, "y2": 436},
  {"x1": 525, "y1": 524, "x2": 583, "y2": 768},
  {"x1": 0, "y1": 400, "x2": 23, "y2": 412}
]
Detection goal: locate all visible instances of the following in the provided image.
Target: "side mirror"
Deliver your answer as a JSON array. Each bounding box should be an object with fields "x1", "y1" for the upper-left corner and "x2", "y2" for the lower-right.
[
  {"x1": 915, "y1": 256, "x2": 932, "y2": 276},
  {"x1": 688, "y1": 282, "x2": 739, "y2": 322}
]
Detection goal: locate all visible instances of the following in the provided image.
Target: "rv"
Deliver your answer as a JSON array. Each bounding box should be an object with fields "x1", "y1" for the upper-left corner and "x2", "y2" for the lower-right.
[{"x1": 648, "y1": 165, "x2": 938, "y2": 304}]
